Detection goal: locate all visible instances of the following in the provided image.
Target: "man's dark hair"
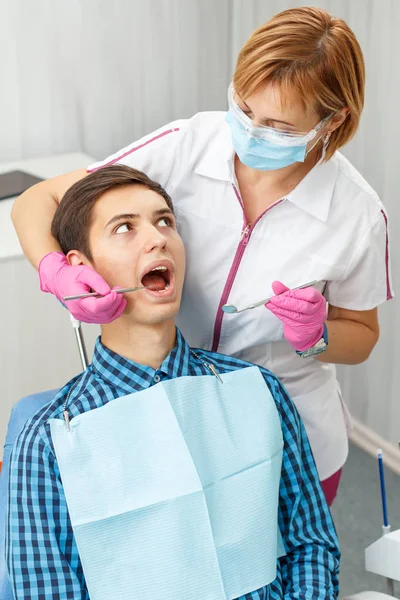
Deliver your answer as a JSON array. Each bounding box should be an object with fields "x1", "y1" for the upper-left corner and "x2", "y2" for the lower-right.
[{"x1": 51, "y1": 165, "x2": 174, "y2": 261}]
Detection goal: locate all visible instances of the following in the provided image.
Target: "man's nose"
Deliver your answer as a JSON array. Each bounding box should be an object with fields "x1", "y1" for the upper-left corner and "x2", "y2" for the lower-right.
[{"x1": 142, "y1": 225, "x2": 168, "y2": 253}]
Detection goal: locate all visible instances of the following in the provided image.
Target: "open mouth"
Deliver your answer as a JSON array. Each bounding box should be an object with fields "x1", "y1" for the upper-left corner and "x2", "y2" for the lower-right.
[{"x1": 140, "y1": 262, "x2": 173, "y2": 293}]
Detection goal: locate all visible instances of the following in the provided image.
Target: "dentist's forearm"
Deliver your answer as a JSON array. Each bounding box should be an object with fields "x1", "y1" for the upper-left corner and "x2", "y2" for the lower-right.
[
  {"x1": 11, "y1": 182, "x2": 61, "y2": 268},
  {"x1": 11, "y1": 168, "x2": 87, "y2": 268},
  {"x1": 316, "y1": 317, "x2": 379, "y2": 365}
]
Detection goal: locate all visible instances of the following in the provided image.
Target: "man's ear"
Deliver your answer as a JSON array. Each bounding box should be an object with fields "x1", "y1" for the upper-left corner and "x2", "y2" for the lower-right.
[{"x1": 67, "y1": 250, "x2": 91, "y2": 267}]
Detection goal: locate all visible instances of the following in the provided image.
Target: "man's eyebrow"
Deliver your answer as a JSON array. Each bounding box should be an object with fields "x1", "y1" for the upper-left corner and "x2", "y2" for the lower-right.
[
  {"x1": 239, "y1": 96, "x2": 295, "y2": 127},
  {"x1": 105, "y1": 208, "x2": 174, "y2": 229},
  {"x1": 153, "y1": 208, "x2": 174, "y2": 217},
  {"x1": 105, "y1": 213, "x2": 139, "y2": 228}
]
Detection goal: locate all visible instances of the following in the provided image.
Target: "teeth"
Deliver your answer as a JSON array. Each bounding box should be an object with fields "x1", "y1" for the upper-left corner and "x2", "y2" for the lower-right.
[{"x1": 151, "y1": 266, "x2": 167, "y2": 272}]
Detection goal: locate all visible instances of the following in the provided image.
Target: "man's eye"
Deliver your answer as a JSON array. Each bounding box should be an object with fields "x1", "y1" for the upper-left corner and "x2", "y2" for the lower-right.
[
  {"x1": 157, "y1": 217, "x2": 172, "y2": 227},
  {"x1": 115, "y1": 223, "x2": 130, "y2": 234}
]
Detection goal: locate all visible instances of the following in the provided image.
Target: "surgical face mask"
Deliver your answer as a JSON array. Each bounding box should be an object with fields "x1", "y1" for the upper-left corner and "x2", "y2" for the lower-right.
[{"x1": 226, "y1": 83, "x2": 333, "y2": 171}]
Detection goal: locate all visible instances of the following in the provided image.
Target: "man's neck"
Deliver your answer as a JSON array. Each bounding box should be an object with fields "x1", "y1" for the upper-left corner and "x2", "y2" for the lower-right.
[{"x1": 100, "y1": 318, "x2": 177, "y2": 370}]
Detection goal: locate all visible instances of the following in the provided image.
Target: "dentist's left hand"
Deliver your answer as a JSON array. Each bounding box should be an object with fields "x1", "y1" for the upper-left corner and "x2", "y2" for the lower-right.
[{"x1": 39, "y1": 252, "x2": 127, "y2": 324}]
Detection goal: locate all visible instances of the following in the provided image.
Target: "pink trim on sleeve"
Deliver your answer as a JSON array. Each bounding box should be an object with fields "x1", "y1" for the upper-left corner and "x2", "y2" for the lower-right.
[
  {"x1": 381, "y1": 209, "x2": 393, "y2": 300},
  {"x1": 87, "y1": 128, "x2": 180, "y2": 172}
]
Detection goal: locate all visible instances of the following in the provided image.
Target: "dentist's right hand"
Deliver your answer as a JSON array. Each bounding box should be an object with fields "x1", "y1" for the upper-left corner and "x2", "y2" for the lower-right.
[{"x1": 38, "y1": 252, "x2": 127, "y2": 324}]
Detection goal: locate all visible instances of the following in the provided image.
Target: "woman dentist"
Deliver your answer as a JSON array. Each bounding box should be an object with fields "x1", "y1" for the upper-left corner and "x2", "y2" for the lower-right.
[{"x1": 10, "y1": 6, "x2": 393, "y2": 505}]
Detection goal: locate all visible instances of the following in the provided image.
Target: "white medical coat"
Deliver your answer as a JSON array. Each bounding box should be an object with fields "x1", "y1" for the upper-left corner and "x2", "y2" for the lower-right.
[{"x1": 89, "y1": 111, "x2": 393, "y2": 479}]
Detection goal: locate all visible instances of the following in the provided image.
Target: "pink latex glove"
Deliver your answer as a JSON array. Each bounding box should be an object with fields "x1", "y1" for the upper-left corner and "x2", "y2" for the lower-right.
[
  {"x1": 39, "y1": 252, "x2": 127, "y2": 324},
  {"x1": 265, "y1": 281, "x2": 327, "y2": 352}
]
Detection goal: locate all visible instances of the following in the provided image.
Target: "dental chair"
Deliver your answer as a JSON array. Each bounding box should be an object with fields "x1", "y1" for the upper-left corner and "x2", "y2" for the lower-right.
[{"x1": 0, "y1": 387, "x2": 60, "y2": 600}]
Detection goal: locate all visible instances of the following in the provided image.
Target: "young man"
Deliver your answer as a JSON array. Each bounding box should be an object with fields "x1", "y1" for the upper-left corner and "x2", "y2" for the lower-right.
[{"x1": 7, "y1": 165, "x2": 340, "y2": 600}]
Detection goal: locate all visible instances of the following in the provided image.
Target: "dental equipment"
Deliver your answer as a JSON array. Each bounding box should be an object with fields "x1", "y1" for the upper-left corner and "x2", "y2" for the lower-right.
[
  {"x1": 63, "y1": 285, "x2": 153, "y2": 302},
  {"x1": 222, "y1": 280, "x2": 318, "y2": 314},
  {"x1": 378, "y1": 449, "x2": 390, "y2": 530},
  {"x1": 69, "y1": 314, "x2": 89, "y2": 370},
  {"x1": 364, "y1": 450, "x2": 396, "y2": 597}
]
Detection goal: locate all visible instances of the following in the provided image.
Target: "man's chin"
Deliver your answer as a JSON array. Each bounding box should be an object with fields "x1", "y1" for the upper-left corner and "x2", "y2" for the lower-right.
[{"x1": 124, "y1": 299, "x2": 180, "y2": 324}]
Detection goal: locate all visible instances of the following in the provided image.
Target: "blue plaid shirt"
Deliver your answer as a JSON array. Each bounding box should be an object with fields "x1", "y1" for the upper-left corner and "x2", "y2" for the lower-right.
[{"x1": 7, "y1": 329, "x2": 340, "y2": 599}]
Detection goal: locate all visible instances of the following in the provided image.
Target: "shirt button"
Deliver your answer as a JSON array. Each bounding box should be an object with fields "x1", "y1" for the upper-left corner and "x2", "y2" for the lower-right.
[{"x1": 154, "y1": 374, "x2": 161, "y2": 383}]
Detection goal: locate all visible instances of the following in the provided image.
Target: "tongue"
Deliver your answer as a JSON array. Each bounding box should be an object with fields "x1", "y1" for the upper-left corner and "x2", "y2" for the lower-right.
[{"x1": 141, "y1": 273, "x2": 166, "y2": 291}]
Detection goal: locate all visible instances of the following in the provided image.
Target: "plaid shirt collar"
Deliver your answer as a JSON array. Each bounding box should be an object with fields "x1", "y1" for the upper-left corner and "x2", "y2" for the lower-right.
[{"x1": 91, "y1": 327, "x2": 192, "y2": 396}]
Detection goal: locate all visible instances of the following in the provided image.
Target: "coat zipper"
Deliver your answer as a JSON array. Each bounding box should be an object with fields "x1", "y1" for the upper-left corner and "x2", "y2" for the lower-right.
[
  {"x1": 211, "y1": 184, "x2": 284, "y2": 353},
  {"x1": 211, "y1": 218, "x2": 250, "y2": 351}
]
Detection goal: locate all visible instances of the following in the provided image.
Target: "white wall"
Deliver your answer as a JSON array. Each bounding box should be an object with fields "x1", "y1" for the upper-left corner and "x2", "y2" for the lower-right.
[
  {"x1": 0, "y1": 0, "x2": 233, "y2": 161},
  {"x1": 0, "y1": 0, "x2": 399, "y2": 448}
]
